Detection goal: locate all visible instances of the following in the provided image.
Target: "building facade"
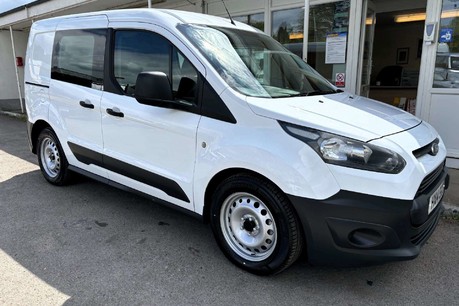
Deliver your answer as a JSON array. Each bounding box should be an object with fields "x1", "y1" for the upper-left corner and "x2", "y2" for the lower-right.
[{"x1": 1, "y1": 0, "x2": 458, "y2": 168}]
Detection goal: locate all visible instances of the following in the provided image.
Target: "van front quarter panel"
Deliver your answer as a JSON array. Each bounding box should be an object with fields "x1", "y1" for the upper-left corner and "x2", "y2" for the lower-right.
[{"x1": 194, "y1": 89, "x2": 341, "y2": 217}]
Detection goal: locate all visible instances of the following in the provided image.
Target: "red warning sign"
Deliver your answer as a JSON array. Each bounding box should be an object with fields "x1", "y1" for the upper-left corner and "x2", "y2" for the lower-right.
[{"x1": 335, "y1": 73, "x2": 345, "y2": 87}]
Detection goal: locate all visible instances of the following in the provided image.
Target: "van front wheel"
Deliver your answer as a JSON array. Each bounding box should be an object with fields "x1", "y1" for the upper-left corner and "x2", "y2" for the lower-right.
[
  {"x1": 210, "y1": 174, "x2": 303, "y2": 275},
  {"x1": 37, "y1": 128, "x2": 71, "y2": 185}
]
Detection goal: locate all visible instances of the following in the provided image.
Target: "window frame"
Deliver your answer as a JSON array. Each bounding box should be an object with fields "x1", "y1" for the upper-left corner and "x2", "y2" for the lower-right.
[
  {"x1": 106, "y1": 28, "x2": 201, "y2": 108},
  {"x1": 101, "y1": 27, "x2": 235, "y2": 123},
  {"x1": 51, "y1": 29, "x2": 107, "y2": 89}
]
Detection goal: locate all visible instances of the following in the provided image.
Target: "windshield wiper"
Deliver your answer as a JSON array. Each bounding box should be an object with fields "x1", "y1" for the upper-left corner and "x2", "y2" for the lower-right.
[{"x1": 287, "y1": 90, "x2": 339, "y2": 97}]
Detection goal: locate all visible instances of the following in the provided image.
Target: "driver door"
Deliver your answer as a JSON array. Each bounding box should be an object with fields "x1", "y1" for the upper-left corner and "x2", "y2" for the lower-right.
[{"x1": 100, "y1": 23, "x2": 204, "y2": 210}]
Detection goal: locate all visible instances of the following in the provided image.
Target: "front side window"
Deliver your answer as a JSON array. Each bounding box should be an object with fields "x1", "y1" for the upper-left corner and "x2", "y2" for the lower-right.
[
  {"x1": 51, "y1": 29, "x2": 106, "y2": 88},
  {"x1": 113, "y1": 30, "x2": 198, "y2": 103},
  {"x1": 179, "y1": 24, "x2": 336, "y2": 99}
]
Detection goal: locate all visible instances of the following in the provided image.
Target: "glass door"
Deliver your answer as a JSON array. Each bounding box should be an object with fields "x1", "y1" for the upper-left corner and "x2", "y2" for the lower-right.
[
  {"x1": 358, "y1": 1, "x2": 376, "y2": 97},
  {"x1": 418, "y1": 0, "x2": 459, "y2": 167},
  {"x1": 304, "y1": 0, "x2": 365, "y2": 93},
  {"x1": 306, "y1": 0, "x2": 351, "y2": 87}
]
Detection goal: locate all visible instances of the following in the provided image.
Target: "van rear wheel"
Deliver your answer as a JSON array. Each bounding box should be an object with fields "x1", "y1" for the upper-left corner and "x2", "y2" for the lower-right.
[
  {"x1": 37, "y1": 128, "x2": 71, "y2": 185},
  {"x1": 210, "y1": 174, "x2": 303, "y2": 275}
]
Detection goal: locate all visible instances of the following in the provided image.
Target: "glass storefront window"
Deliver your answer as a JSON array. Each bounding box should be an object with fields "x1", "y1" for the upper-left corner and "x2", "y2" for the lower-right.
[
  {"x1": 433, "y1": 0, "x2": 459, "y2": 88},
  {"x1": 234, "y1": 13, "x2": 265, "y2": 31},
  {"x1": 307, "y1": 0, "x2": 350, "y2": 85},
  {"x1": 271, "y1": 8, "x2": 304, "y2": 58}
]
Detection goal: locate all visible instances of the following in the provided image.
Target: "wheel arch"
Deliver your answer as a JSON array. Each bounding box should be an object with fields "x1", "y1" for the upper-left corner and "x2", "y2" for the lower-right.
[
  {"x1": 203, "y1": 168, "x2": 297, "y2": 225},
  {"x1": 30, "y1": 120, "x2": 52, "y2": 154}
]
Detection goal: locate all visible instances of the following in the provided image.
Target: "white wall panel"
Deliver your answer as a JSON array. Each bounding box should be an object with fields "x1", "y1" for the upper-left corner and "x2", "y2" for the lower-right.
[
  {"x1": 429, "y1": 94, "x2": 459, "y2": 158},
  {"x1": 0, "y1": 31, "x2": 28, "y2": 100},
  {"x1": 207, "y1": 0, "x2": 265, "y2": 16},
  {"x1": 271, "y1": 0, "x2": 303, "y2": 8}
]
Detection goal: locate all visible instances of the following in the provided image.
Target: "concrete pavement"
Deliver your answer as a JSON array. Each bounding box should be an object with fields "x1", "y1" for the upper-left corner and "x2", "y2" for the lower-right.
[
  {"x1": 0, "y1": 113, "x2": 458, "y2": 305},
  {"x1": 444, "y1": 168, "x2": 459, "y2": 211}
]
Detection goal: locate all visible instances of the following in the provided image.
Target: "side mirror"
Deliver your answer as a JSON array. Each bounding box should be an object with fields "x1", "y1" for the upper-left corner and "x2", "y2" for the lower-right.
[{"x1": 134, "y1": 71, "x2": 173, "y2": 106}]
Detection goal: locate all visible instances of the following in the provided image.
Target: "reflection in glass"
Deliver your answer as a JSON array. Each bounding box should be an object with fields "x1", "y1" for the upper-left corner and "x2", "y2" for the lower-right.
[
  {"x1": 234, "y1": 13, "x2": 264, "y2": 31},
  {"x1": 114, "y1": 31, "x2": 170, "y2": 95},
  {"x1": 433, "y1": 1, "x2": 459, "y2": 88},
  {"x1": 51, "y1": 29, "x2": 106, "y2": 88},
  {"x1": 272, "y1": 8, "x2": 304, "y2": 58},
  {"x1": 179, "y1": 24, "x2": 337, "y2": 99},
  {"x1": 308, "y1": 1, "x2": 350, "y2": 84}
]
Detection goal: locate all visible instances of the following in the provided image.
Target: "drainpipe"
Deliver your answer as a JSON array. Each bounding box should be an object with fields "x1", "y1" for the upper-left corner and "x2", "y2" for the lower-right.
[
  {"x1": 9, "y1": 26, "x2": 24, "y2": 114},
  {"x1": 201, "y1": 0, "x2": 206, "y2": 14}
]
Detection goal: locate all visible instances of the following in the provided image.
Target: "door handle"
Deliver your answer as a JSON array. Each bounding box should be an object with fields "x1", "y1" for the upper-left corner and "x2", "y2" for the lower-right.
[
  {"x1": 106, "y1": 107, "x2": 124, "y2": 118},
  {"x1": 79, "y1": 100, "x2": 94, "y2": 109}
]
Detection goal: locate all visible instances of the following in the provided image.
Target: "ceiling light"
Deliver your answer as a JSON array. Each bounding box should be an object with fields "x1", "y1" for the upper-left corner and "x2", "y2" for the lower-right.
[
  {"x1": 395, "y1": 13, "x2": 426, "y2": 23},
  {"x1": 289, "y1": 33, "x2": 304, "y2": 40},
  {"x1": 395, "y1": 10, "x2": 459, "y2": 23},
  {"x1": 441, "y1": 10, "x2": 459, "y2": 19}
]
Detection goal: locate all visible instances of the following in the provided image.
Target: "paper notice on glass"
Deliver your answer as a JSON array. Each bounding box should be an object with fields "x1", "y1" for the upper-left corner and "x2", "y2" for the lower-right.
[{"x1": 325, "y1": 33, "x2": 347, "y2": 64}]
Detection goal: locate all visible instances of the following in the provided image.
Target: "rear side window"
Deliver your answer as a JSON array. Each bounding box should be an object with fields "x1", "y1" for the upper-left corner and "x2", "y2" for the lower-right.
[
  {"x1": 113, "y1": 30, "x2": 198, "y2": 103},
  {"x1": 51, "y1": 29, "x2": 106, "y2": 88}
]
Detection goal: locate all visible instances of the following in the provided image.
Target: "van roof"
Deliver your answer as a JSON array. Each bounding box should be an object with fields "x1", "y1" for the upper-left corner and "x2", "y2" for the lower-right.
[{"x1": 32, "y1": 8, "x2": 259, "y2": 33}]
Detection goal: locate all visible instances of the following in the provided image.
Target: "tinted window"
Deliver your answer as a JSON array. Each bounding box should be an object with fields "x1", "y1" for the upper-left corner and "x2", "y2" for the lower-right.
[
  {"x1": 51, "y1": 29, "x2": 106, "y2": 88},
  {"x1": 452, "y1": 56, "x2": 459, "y2": 70},
  {"x1": 114, "y1": 30, "x2": 198, "y2": 103}
]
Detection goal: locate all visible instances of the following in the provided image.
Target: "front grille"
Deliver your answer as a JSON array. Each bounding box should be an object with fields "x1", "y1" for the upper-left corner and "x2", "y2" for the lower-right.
[
  {"x1": 410, "y1": 207, "x2": 441, "y2": 245},
  {"x1": 416, "y1": 161, "x2": 445, "y2": 196},
  {"x1": 412, "y1": 138, "x2": 439, "y2": 158}
]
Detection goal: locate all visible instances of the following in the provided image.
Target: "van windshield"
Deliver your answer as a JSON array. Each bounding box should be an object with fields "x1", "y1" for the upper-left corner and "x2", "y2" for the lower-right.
[{"x1": 178, "y1": 24, "x2": 337, "y2": 98}]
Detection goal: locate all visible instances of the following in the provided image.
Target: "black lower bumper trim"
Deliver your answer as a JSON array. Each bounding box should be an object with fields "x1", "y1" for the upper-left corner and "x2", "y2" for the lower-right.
[{"x1": 288, "y1": 170, "x2": 449, "y2": 266}]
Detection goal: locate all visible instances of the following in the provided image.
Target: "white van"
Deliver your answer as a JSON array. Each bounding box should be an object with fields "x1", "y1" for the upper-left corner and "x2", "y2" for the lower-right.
[{"x1": 25, "y1": 9, "x2": 449, "y2": 275}]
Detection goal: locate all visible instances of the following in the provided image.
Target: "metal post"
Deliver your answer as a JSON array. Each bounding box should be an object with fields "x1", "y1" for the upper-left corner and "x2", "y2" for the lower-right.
[
  {"x1": 148, "y1": 0, "x2": 151, "y2": 8},
  {"x1": 201, "y1": 0, "x2": 206, "y2": 14},
  {"x1": 9, "y1": 26, "x2": 24, "y2": 114}
]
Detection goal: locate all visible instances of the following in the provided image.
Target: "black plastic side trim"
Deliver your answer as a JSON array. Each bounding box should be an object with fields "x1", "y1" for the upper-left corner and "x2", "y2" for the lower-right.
[
  {"x1": 103, "y1": 28, "x2": 124, "y2": 95},
  {"x1": 68, "y1": 165, "x2": 200, "y2": 220},
  {"x1": 25, "y1": 81, "x2": 50, "y2": 89},
  {"x1": 200, "y1": 79, "x2": 237, "y2": 124},
  {"x1": 68, "y1": 142, "x2": 104, "y2": 166},
  {"x1": 67, "y1": 142, "x2": 190, "y2": 203}
]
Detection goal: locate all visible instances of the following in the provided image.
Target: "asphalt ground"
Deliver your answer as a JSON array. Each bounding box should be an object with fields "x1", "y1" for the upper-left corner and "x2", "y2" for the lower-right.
[{"x1": 1, "y1": 114, "x2": 458, "y2": 305}]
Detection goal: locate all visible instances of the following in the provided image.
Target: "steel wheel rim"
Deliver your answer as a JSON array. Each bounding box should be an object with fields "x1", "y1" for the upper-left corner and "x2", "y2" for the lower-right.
[
  {"x1": 40, "y1": 136, "x2": 60, "y2": 178},
  {"x1": 220, "y1": 192, "x2": 277, "y2": 262}
]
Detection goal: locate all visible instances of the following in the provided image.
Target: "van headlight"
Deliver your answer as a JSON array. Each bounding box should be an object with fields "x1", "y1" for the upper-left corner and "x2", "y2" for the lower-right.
[{"x1": 280, "y1": 122, "x2": 406, "y2": 174}]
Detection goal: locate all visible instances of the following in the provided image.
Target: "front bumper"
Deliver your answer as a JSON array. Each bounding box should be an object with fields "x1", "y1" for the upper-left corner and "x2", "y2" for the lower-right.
[{"x1": 288, "y1": 166, "x2": 449, "y2": 266}]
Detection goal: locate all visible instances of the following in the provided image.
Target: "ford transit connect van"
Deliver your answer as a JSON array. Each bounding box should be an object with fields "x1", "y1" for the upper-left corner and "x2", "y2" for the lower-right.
[{"x1": 25, "y1": 9, "x2": 449, "y2": 275}]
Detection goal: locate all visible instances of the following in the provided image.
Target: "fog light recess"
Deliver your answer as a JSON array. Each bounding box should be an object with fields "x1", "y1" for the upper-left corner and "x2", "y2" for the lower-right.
[{"x1": 348, "y1": 228, "x2": 385, "y2": 248}]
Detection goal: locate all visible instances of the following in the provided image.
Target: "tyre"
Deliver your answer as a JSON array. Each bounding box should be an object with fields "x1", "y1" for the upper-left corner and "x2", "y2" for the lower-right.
[
  {"x1": 210, "y1": 174, "x2": 303, "y2": 275},
  {"x1": 37, "y1": 128, "x2": 72, "y2": 185}
]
